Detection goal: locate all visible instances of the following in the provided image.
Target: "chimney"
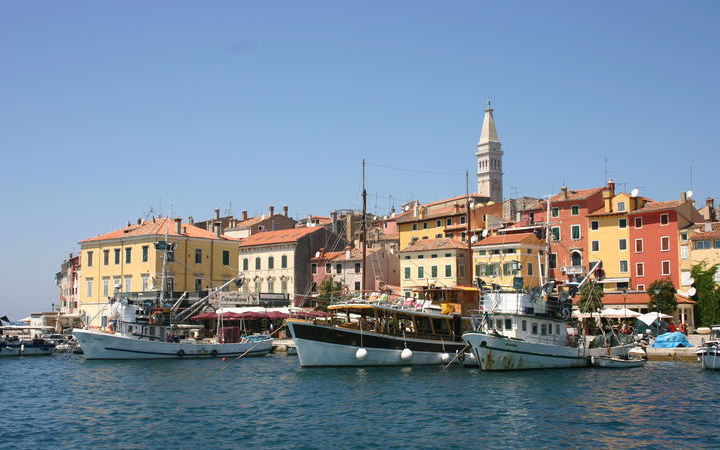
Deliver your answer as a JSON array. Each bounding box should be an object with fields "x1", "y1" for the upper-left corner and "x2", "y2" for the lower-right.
[
  {"x1": 346, "y1": 212, "x2": 353, "y2": 242},
  {"x1": 127, "y1": 221, "x2": 131, "y2": 227},
  {"x1": 137, "y1": 218, "x2": 142, "y2": 225},
  {"x1": 346, "y1": 245, "x2": 351, "y2": 259},
  {"x1": 283, "y1": 205, "x2": 288, "y2": 217},
  {"x1": 214, "y1": 221, "x2": 222, "y2": 238},
  {"x1": 175, "y1": 217, "x2": 182, "y2": 234},
  {"x1": 269, "y1": 205, "x2": 275, "y2": 216},
  {"x1": 603, "y1": 179, "x2": 614, "y2": 213},
  {"x1": 242, "y1": 210, "x2": 248, "y2": 221},
  {"x1": 681, "y1": 191, "x2": 687, "y2": 202},
  {"x1": 707, "y1": 197, "x2": 714, "y2": 208},
  {"x1": 607, "y1": 179, "x2": 615, "y2": 195},
  {"x1": 188, "y1": 216, "x2": 194, "y2": 224},
  {"x1": 706, "y1": 222, "x2": 712, "y2": 232},
  {"x1": 561, "y1": 186, "x2": 568, "y2": 200},
  {"x1": 413, "y1": 203, "x2": 418, "y2": 218},
  {"x1": 331, "y1": 211, "x2": 338, "y2": 233},
  {"x1": 215, "y1": 209, "x2": 220, "y2": 220}
]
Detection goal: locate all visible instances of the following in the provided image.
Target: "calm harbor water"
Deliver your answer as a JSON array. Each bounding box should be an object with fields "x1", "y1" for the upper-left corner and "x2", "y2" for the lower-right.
[{"x1": 1, "y1": 354, "x2": 718, "y2": 449}]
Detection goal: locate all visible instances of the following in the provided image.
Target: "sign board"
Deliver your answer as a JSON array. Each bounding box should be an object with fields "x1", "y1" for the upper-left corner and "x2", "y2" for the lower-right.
[{"x1": 513, "y1": 277, "x2": 524, "y2": 291}]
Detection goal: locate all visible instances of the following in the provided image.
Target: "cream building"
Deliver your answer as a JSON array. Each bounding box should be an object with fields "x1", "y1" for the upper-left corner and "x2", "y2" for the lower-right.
[{"x1": 399, "y1": 238, "x2": 469, "y2": 297}]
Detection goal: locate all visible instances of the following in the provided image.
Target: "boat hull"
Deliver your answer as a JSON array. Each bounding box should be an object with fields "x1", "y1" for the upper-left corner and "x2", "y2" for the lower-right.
[
  {"x1": 0, "y1": 342, "x2": 55, "y2": 357},
  {"x1": 287, "y1": 320, "x2": 466, "y2": 367},
  {"x1": 463, "y1": 332, "x2": 589, "y2": 370},
  {"x1": 73, "y1": 329, "x2": 272, "y2": 360},
  {"x1": 593, "y1": 356, "x2": 646, "y2": 368},
  {"x1": 697, "y1": 347, "x2": 720, "y2": 370}
]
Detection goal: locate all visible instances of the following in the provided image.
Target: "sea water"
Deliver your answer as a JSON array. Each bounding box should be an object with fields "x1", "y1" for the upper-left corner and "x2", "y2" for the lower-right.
[{"x1": 1, "y1": 354, "x2": 718, "y2": 449}]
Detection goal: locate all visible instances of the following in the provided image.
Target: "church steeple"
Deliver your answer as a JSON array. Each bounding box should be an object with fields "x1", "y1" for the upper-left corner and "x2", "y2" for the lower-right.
[{"x1": 476, "y1": 99, "x2": 503, "y2": 202}]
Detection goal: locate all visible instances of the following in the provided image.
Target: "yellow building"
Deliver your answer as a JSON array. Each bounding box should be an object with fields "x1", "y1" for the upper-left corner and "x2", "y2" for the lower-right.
[
  {"x1": 399, "y1": 238, "x2": 469, "y2": 297},
  {"x1": 586, "y1": 191, "x2": 637, "y2": 292},
  {"x1": 472, "y1": 232, "x2": 544, "y2": 289},
  {"x1": 78, "y1": 217, "x2": 239, "y2": 327},
  {"x1": 689, "y1": 224, "x2": 720, "y2": 283}
]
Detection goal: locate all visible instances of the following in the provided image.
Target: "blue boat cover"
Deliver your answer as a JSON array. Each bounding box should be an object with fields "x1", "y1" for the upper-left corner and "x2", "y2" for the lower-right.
[{"x1": 652, "y1": 331, "x2": 692, "y2": 348}]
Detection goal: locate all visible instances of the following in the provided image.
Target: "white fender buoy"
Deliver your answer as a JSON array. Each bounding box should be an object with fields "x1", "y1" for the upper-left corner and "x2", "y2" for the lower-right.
[
  {"x1": 356, "y1": 347, "x2": 368, "y2": 360},
  {"x1": 441, "y1": 352, "x2": 450, "y2": 363},
  {"x1": 401, "y1": 348, "x2": 413, "y2": 360}
]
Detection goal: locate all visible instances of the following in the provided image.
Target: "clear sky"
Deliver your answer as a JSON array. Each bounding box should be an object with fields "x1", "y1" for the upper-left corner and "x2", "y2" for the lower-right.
[{"x1": 1, "y1": 1, "x2": 718, "y2": 319}]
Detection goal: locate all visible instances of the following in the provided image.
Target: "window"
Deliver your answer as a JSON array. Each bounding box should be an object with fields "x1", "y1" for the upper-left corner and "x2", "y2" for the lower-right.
[
  {"x1": 124, "y1": 276, "x2": 132, "y2": 292},
  {"x1": 444, "y1": 253, "x2": 451, "y2": 257},
  {"x1": 418, "y1": 267, "x2": 424, "y2": 278},
  {"x1": 571, "y1": 225, "x2": 581, "y2": 240},
  {"x1": 681, "y1": 245, "x2": 688, "y2": 260},
  {"x1": 281, "y1": 255, "x2": 287, "y2": 268},
  {"x1": 436, "y1": 220, "x2": 442, "y2": 227},
  {"x1": 716, "y1": 240, "x2": 720, "y2": 249},
  {"x1": 571, "y1": 205, "x2": 579, "y2": 215},
  {"x1": 310, "y1": 282, "x2": 317, "y2": 293},
  {"x1": 634, "y1": 217, "x2": 642, "y2": 228},
  {"x1": 125, "y1": 247, "x2": 131, "y2": 264},
  {"x1": 167, "y1": 247, "x2": 175, "y2": 262},
  {"x1": 412, "y1": 223, "x2": 418, "y2": 231},
  {"x1": 660, "y1": 213, "x2": 669, "y2": 225},
  {"x1": 142, "y1": 245, "x2": 149, "y2": 262},
  {"x1": 635, "y1": 239, "x2": 644, "y2": 253},
  {"x1": 445, "y1": 265, "x2": 452, "y2": 277},
  {"x1": 637, "y1": 284, "x2": 645, "y2": 291},
  {"x1": 195, "y1": 249, "x2": 202, "y2": 264},
  {"x1": 431, "y1": 254, "x2": 438, "y2": 258},
  {"x1": 527, "y1": 262, "x2": 533, "y2": 276},
  {"x1": 268, "y1": 280, "x2": 274, "y2": 293},
  {"x1": 661, "y1": 260, "x2": 671, "y2": 276},
  {"x1": 311, "y1": 263, "x2": 317, "y2": 274},
  {"x1": 503, "y1": 263, "x2": 512, "y2": 276},
  {"x1": 496, "y1": 319, "x2": 503, "y2": 330},
  {"x1": 102, "y1": 278, "x2": 109, "y2": 297},
  {"x1": 549, "y1": 253, "x2": 557, "y2": 269},
  {"x1": 268, "y1": 256, "x2": 274, "y2": 269},
  {"x1": 660, "y1": 236, "x2": 670, "y2": 252},
  {"x1": 446, "y1": 218, "x2": 453, "y2": 226},
  {"x1": 355, "y1": 263, "x2": 361, "y2": 273},
  {"x1": 591, "y1": 220, "x2": 599, "y2": 231},
  {"x1": 475, "y1": 264, "x2": 482, "y2": 277},
  {"x1": 435, "y1": 234, "x2": 443, "y2": 238},
  {"x1": 527, "y1": 249, "x2": 533, "y2": 254},
  {"x1": 281, "y1": 280, "x2": 287, "y2": 293},
  {"x1": 636, "y1": 262, "x2": 645, "y2": 277},
  {"x1": 617, "y1": 201, "x2": 626, "y2": 212},
  {"x1": 255, "y1": 281, "x2": 262, "y2": 293},
  {"x1": 505, "y1": 319, "x2": 512, "y2": 330},
  {"x1": 103, "y1": 250, "x2": 109, "y2": 265},
  {"x1": 141, "y1": 274, "x2": 149, "y2": 291},
  {"x1": 325, "y1": 263, "x2": 331, "y2": 273},
  {"x1": 571, "y1": 252, "x2": 582, "y2": 267},
  {"x1": 418, "y1": 255, "x2": 424, "y2": 259},
  {"x1": 551, "y1": 207, "x2": 559, "y2": 218},
  {"x1": 354, "y1": 281, "x2": 361, "y2": 291},
  {"x1": 193, "y1": 278, "x2": 202, "y2": 291},
  {"x1": 532, "y1": 323, "x2": 538, "y2": 334},
  {"x1": 404, "y1": 267, "x2": 411, "y2": 279},
  {"x1": 336, "y1": 264, "x2": 342, "y2": 274},
  {"x1": 423, "y1": 222, "x2": 428, "y2": 230},
  {"x1": 223, "y1": 251, "x2": 230, "y2": 266},
  {"x1": 478, "y1": 250, "x2": 486, "y2": 255},
  {"x1": 460, "y1": 216, "x2": 466, "y2": 224},
  {"x1": 431, "y1": 266, "x2": 438, "y2": 278},
  {"x1": 591, "y1": 241, "x2": 599, "y2": 252},
  {"x1": 619, "y1": 239, "x2": 627, "y2": 251},
  {"x1": 87, "y1": 251, "x2": 93, "y2": 267},
  {"x1": 541, "y1": 324, "x2": 547, "y2": 335},
  {"x1": 618, "y1": 218, "x2": 627, "y2": 229},
  {"x1": 552, "y1": 227, "x2": 560, "y2": 241},
  {"x1": 522, "y1": 320, "x2": 527, "y2": 332},
  {"x1": 114, "y1": 249, "x2": 120, "y2": 265},
  {"x1": 619, "y1": 260, "x2": 628, "y2": 273},
  {"x1": 255, "y1": 257, "x2": 261, "y2": 270},
  {"x1": 461, "y1": 232, "x2": 466, "y2": 242},
  {"x1": 694, "y1": 240, "x2": 712, "y2": 250},
  {"x1": 680, "y1": 233, "x2": 688, "y2": 242},
  {"x1": 243, "y1": 258, "x2": 249, "y2": 271},
  {"x1": 166, "y1": 277, "x2": 174, "y2": 292}
]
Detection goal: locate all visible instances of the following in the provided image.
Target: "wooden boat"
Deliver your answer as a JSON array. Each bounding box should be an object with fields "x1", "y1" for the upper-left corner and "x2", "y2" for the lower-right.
[{"x1": 592, "y1": 355, "x2": 646, "y2": 368}]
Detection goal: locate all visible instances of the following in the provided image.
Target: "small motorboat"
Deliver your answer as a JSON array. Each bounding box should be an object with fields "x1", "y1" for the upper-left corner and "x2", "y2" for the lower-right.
[
  {"x1": 696, "y1": 325, "x2": 720, "y2": 370},
  {"x1": 592, "y1": 355, "x2": 647, "y2": 368}
]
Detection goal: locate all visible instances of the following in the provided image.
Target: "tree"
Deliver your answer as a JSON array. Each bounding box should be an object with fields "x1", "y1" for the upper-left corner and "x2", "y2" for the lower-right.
[
  {"x1": 577, "y1": 280, "x2": 604, "y2": 313},
  {"x1": 691, "y1": 262, "x2": 720, "y2": 327},
  {"x1": 316, "y1": 276, "x2": 344, "y2": 311},
  {"x1": 646, "y1": 278, "x2": 677, "y2": 315}
]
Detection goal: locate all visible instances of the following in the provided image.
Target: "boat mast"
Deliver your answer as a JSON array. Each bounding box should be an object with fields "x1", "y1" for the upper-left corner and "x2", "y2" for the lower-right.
[
  {"x1": 544, "y1": 196, "x2": 551, "y2": 283},
  {"x1": 361, "y1": 158, "x2": 367, "y2": 296},
  {"x1": 466, "y1": 171, "x2": 472, "y2": 286},
  {"x1": 159, "y1": 226, "x2": 168, "y2": 306}
]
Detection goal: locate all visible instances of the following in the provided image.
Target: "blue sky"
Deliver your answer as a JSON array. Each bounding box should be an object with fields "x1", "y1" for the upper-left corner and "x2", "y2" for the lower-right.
[{"x1": 1, "y1": 1, "x2": 718, "y2": 318}]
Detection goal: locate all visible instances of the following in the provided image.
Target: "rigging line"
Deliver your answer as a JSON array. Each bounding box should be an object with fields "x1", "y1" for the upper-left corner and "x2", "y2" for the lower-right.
[{"x1": 365, "y1": 161, "x2": 465, "y2": 176}]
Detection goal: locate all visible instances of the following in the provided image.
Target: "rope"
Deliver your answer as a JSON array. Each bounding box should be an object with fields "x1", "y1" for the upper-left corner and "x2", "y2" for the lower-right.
[
  {"x1": 220, "y1": 324, "x2": 286, "y2": 371},
  {"x1": 442, "y1": 343, "x2": 470, "y2": 370}
]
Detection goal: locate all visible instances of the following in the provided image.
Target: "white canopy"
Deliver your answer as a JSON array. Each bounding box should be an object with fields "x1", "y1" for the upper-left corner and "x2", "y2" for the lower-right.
[
  {"x1": 637, "y1": 311, "x2": 672, "y2": 325},
  {"x1": 572, "y1": 307, "x2": 641, "y2": 319}
]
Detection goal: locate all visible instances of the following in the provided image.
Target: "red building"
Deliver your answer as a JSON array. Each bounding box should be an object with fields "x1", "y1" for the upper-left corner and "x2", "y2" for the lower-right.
[
  {"x1": 528, "y1": 186, "x2": 604, "y2": 281},
  {"x1": 627, "y1": 198, "x2": 703, "y2": 291}
]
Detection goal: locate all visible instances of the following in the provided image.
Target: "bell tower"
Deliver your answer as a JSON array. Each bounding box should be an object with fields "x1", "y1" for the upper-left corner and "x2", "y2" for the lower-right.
[{"x1": 476, "y1": 99, "x2": 503, "y2": 202}]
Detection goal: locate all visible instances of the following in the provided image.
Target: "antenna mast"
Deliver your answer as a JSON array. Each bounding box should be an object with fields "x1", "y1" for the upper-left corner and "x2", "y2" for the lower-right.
[{"x1": 361, "y1": 159, "x2": 367, "y2": 296}]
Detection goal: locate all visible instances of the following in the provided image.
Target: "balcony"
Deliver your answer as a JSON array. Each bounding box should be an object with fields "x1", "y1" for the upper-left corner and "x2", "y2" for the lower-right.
[{"x1": 560, "y1": 265, "x2": 586, "y2": 277}]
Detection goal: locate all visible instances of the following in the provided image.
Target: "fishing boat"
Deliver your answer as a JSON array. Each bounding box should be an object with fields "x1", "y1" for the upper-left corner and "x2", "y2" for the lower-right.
[
  {"x1": 287, "y1": 286, "x2": 481, "y2": 367},
  {"x1": 696, "y1": 325, "x2": 720, "y2": 370},
  {"x1": 0, "y1": 326, "x2": 56, "y2": 357},
  {"x1": 592, "y1": 355, "x2": 646, "y2": 368}
]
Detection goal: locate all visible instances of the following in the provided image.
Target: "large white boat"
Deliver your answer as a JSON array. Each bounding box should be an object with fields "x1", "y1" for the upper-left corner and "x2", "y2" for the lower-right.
[
  {"x1": 73, "y1": 275, "x2": 272, "y2": 360},
  {"x1": 696, "y1": 325, "x2": 720, "y2": 370},
  {"x1": 288, "y1": 287, "x2": 481, "y2": 367}
]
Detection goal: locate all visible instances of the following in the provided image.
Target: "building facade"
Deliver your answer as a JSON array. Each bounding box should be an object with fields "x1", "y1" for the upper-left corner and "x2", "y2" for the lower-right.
[
  {"x1": 472, "y1": 232, "x2": 545, "y2": 290},
  {"x1": 399, "y1": 238, "x2": 469, "y2": 297},
  {"x1": 476, "y1": 101, "x2": 503, "y2": 202}
]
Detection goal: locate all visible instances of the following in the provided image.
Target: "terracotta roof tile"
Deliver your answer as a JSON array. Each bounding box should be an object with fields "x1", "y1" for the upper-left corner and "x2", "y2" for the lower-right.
[
  {"x1": 238, "y1": 227, "x2": 323, "y2": 247},
  {"x1": 400, "y1": 238, "x2": 466, "y2": 252},
  {"x1": 627, "y1": 200, "x2": 684, "y2": 215},
  {"x1": 309, "y1": 251, "x2": 344, "y2": 262},
  {"x1": 550, "y1": 187, "x2": 604, "y2": 203},
  {"x1": 80, "y1": 218, "x2": 238, "y2": 243},
  {"x1": 474, "y1": 232, "x2": 539, "y2": 246}
]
